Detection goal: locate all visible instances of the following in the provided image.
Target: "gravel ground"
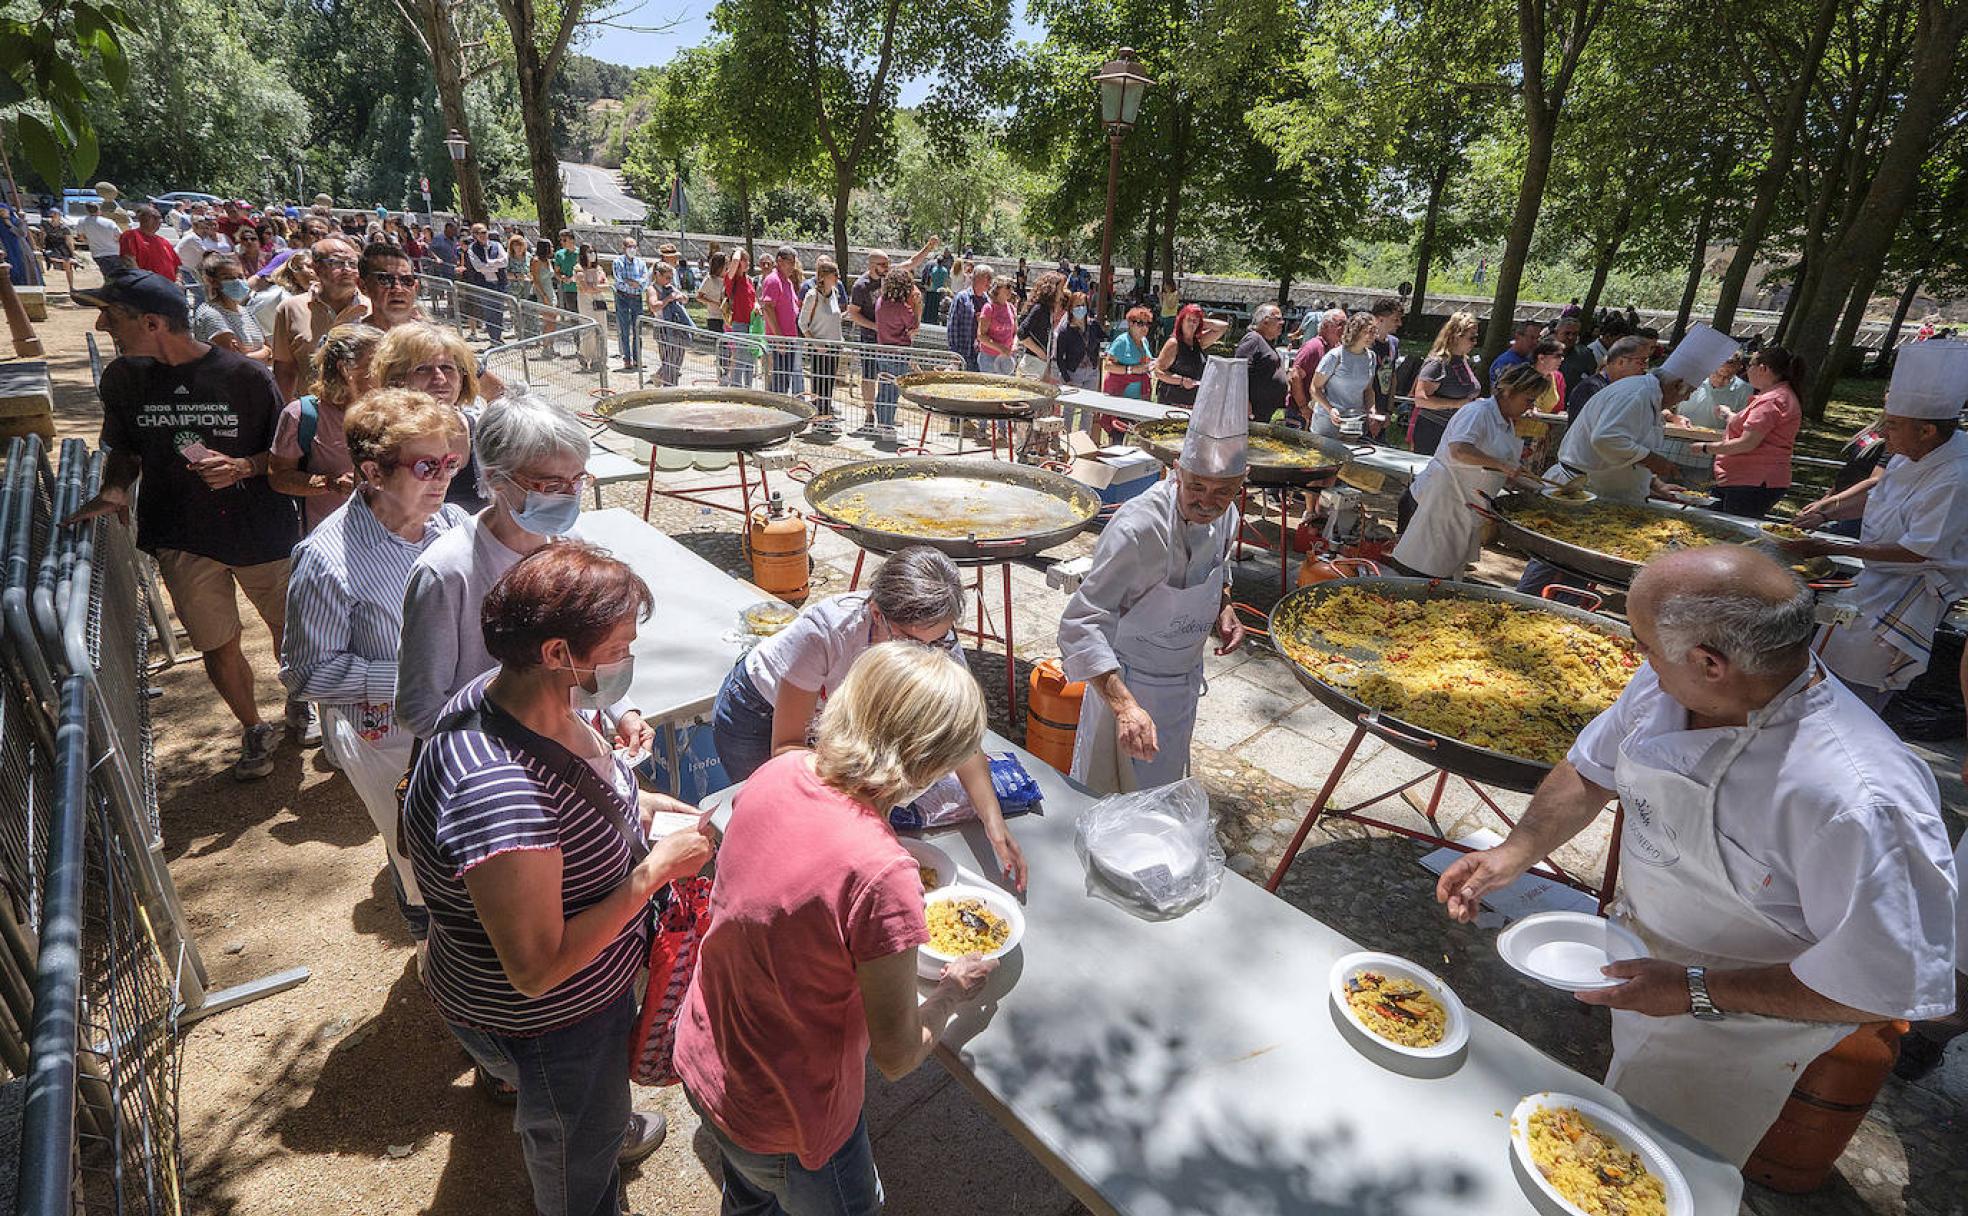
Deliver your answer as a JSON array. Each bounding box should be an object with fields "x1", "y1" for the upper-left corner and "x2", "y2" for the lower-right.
[{"x1": 26, "y1": 271, "x2": 1968, "y2": 1215}]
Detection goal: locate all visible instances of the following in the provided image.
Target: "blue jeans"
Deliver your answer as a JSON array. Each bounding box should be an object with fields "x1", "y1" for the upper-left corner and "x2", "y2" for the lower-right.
[
  {"x1": 687, "y1": 1089, "x2": 883, "y2": 1216},
  {"x1": 875, "y1": 354, "x2": 907, "y2": 426},
  {"x1": 711, "y1": 660, "x2": 776, "y2": 782},
  {"x1": 770, "y1": 349, "x2": 799, "y2": 396},
  {"x1": 446, "y1": 989, "x2": 635, "y2": 1216},
  {"x1": 615, "y1": 290, "x2": 643, "y2": 365}
]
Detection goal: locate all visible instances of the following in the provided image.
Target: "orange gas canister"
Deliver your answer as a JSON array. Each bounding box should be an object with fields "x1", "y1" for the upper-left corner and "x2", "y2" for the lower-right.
[
  {"x1": 747, "y1": 493, "x2": 811, "y2": 603},
  {"x1": 1025, "y1": 658, "x2": 1085, "y2": 774},
  {"x1": 1745, "y1": 1020, "x2": 1909, "y2": 1193}
]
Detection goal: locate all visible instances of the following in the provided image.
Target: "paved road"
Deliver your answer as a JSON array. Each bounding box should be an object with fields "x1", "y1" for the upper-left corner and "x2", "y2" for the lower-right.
[{"x1": 559, "y1": 160, "x2": 647, "y2": 223}]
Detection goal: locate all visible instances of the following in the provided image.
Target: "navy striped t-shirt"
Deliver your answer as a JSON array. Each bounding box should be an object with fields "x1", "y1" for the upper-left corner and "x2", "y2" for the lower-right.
[{"x1": 402, "y1": 672, "x2": 647, "y2": 1036}]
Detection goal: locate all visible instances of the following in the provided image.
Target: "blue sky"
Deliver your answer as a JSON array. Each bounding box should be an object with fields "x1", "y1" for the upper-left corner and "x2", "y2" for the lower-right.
[{"x1": 583, "y1": 2, "x2": 1044, "y2": 104}]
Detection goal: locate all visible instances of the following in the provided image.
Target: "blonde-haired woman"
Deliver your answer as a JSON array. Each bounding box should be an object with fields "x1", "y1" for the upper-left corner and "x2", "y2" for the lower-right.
[
  {"x1": 270, "y1": 322, "x2": 386, "y2": 533},
  {"x1": 1309, "y1": 311, "x2": 1383, "y2": 439},
  {"x1": 1408, "y1": 311, "x2": 1481, "y2": 455},
  {"x1": 371, "y1": 320, "x2": 489, "y2": 511},
  {"x1": 677, "y1": 642, "x2": 998, "y2": 1214},
  {"x1": 281, "y1": 388, "x2": 472, "y2": 942}
]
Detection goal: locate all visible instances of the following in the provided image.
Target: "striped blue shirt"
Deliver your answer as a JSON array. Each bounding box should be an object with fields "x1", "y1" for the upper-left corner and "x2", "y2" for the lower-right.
[
  {"x1": 613, "y1": 254, "x2": 650, "y2": 295},
  {"x1": 280, "y1": 494, "x2": 469, "y2": 736},
  {"x1": 403, "y1": 672, "x2": 647, "y2": 1036}
]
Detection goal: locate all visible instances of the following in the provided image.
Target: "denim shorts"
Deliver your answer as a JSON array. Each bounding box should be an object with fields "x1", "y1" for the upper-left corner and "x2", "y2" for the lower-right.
[{"x1": 711, "y1": 659, "x2": 777, "y2": 783}]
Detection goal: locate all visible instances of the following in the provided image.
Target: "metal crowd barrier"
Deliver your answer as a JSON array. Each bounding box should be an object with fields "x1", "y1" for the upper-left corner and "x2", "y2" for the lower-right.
[
  {"x1": 2, "y1": 436, "x2": 308, "y2": 1216},
  {"x1": 412, "y1": 273, "x2": 609, "y2": 415}
]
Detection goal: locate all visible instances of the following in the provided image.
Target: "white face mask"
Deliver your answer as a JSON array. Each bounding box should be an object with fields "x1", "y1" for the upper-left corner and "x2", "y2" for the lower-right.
[{"x1": 567, "y1": 655, "x2": 635, "y2": 711}]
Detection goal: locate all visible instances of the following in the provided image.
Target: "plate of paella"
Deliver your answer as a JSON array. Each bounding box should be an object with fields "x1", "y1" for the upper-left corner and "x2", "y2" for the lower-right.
[
  {"x1": 1510, "y1": 1093, "x2": 1691, "y2": 1216},
  {"x1": 917, "y1": 884, "x2": 1024, "y2": 979},
  {"x1": 1328, "y1": 952, "x2": 1469, "y2": 1068}
]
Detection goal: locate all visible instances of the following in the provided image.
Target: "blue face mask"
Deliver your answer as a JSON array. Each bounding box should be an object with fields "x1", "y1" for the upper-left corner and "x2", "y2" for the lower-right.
[
  {"x1": 220, "y1": 279, "x2": 252, "y2": 302},
  {"x1": 1071, "y1": 305, "x2": 1088, "y2": 321},
  {"x1": 510, "y1": 488, "x2": 581, "y2": 536}
]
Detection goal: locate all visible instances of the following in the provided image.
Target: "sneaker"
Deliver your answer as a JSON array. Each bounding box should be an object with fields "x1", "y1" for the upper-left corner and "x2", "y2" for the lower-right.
[
  {"x1": 234, "y1": 722, "x2": 280, "y2": 781},
  {"x1": 286, "y1": 699, "x2": 321, "y2": 747},
  {"x1": 810, "y1": 417, "x2": 842, "y2": 442},
  {"x1": 874, "y1": 423, "x2": 899, "y2": 450},
  {"x1": 851, "y1": 421, "x2": 879, "y2": 440},
  {"x1": 618, "y1": 1110, "x2": 668, "y2": 1165}
]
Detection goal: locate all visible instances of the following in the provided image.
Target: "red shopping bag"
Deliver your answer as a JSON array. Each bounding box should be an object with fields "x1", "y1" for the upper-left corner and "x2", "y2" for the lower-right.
[{"x1": 629, "y1": 875, "x2": 713, "y2": 1086}]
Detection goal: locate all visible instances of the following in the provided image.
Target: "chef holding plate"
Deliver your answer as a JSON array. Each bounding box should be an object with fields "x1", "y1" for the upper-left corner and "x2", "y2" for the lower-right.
[
  {"x1": 1437, "y1": 545, "x2": 1959, "y2": 1166},
  {"x1": 1058, "y1": 356, "x2": 1248, "y2": 795}
]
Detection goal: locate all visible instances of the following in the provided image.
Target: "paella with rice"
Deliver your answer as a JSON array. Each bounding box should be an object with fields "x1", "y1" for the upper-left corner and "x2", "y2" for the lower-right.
[
  {"x1": 1276, "y1": 587, "x2": 1638, "y2": 765},
  {"x1": 926, "y1": 895, "x2": 1011, "y2": 956},
  {"x1": 1342, "y1": 969, "x2": 1449, "y2": 1049},
  {"x1": 1504, "y1": 501, "x2": 1744, "y2": 564},
  {"x1": 1524, "y1": 1106, "x2": 1668, "y2": 1216}
]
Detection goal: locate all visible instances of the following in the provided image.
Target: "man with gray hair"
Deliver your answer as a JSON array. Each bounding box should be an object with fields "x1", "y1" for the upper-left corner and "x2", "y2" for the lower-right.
[
  {"x1": 944, "y1": 263, "x2": 995, "y2": 372},
  {"x1": 1234, "y1": 303, "x2": 1290, "y2": 421},
  {"x1": 1441, "y1": 545, "x2": 1959, "y2": 1166}
]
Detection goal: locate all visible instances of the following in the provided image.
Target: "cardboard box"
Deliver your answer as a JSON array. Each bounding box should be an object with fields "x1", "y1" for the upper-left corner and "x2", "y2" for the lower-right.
[{"x1": 1065, "y1": 432, "x2": 1163, "y2": 506}]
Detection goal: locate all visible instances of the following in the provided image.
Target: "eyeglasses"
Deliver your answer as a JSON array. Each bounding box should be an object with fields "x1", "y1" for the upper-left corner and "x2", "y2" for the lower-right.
[
  {"x1": 367, "y1": 273, "x2": 418, "y2": 288},
  {"x1": 507, "y1": 470, "x2": 593, "y2": 496},
  {"x1": 316, "y1": 256, "x2": 357, "y2": 271},
  {"x1": 409, "y1": 362, "x2": 460, "y2": 380},
  {"x1": 392, "y1": 453, "x2": 466, "y2": 481}
]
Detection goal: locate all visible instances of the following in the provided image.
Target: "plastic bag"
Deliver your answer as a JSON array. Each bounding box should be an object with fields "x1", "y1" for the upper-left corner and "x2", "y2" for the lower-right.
[
  {"x1": 1073, "y1": 777, "x2": 1224, "y2": 918},
  {"x1": 888, "y1": 753, "x2": 1046, "y2": 830}
]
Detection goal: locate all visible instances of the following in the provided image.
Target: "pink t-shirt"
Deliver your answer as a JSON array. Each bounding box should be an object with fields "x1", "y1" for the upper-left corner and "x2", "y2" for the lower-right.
[
  {"x1": 674, "y1": 753, "x2": 928, "y2": 1168},
  {"x1": 759, "y1": 268, "x2": 800, "y2": 337},
  {"x1": 978, "y1": 301, "x2": 1016, "y2": 354},
  {"x1": 1715, "y1": 384, "x2": 1800, "y2": 489},
  {"x1": 271, "y1": 396, "x2": 353, "y2": 533}
]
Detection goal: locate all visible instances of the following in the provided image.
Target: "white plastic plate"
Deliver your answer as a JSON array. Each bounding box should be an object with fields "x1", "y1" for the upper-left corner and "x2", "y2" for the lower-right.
[
  {"x1": 917, "y1": 883, "x2": 1025, "y2": 980},
  {"x1": 1496, "y1": 911, "x2": 1649, "y2": 991},
  {"x1": 1328, "y1": 951, "x2": 1470, "y2": 1062},
  {"x1": 1510, "y1": 1092, "x2": 1693, "y2": 1216}
]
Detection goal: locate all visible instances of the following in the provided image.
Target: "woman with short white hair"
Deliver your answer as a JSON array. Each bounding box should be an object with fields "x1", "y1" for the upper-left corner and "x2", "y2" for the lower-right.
[
  {"x1": 396, "y1": 390, "x2": 651, "y2": 751},
  {"x1": 677, "y1": 642, "x2": 999, "y2": 1214}
]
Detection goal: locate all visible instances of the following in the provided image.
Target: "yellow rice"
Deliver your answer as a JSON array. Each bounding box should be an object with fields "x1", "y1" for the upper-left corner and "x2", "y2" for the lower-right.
[
  {"x1": 925, "y1": 896, "x2": 1009, "y2": 956},
  {"x1": 1526, "y1": 1106, "x2": 1667, "y2": 1216},
  {"x1": 1342, "y1": 969, "x2": 1448, "y2": 1048},
  {"x1": 1507, "y1": 501, "x2": 1742, "y2": 563}
]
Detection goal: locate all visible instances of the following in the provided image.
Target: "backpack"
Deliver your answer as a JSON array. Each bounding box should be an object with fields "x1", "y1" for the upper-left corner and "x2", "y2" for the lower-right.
[{"x1": 295, "y1": 394, "x2": 319, "y2": 472}]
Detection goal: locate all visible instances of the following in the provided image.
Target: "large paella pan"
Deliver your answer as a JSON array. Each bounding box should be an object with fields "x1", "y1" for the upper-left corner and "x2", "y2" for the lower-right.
[
  {"x1": 1268, "y1": 577, "x2": 1639, "y2": 792},
  {"x1": 1483, "y1": 492, "x2": 1772, "y2": 586},
  {"x1": 893, "y1": 370, "x2": 1061, "y2": 419},
  {"x1": 803, "y1": 457, "x2": 1100, "y2": 560},
  {"x1": 1131, "y1": 419, "x2": 1367, "y2": 487},
  {"x1": 591, "y1": 386, "x2": 813, "y2": 451}
]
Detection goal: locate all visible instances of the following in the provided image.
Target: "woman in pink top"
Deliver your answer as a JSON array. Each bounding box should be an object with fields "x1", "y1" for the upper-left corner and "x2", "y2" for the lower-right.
[
  {"x1": 1696, "y1": 345, "x2": 1804, "y2": 519},
  {"x1": 675, "y1": 643, "x2": 995, "y2": 1215},
  {"x1": 975, "y1": 280, "x2": 1019, "y2": 375}
]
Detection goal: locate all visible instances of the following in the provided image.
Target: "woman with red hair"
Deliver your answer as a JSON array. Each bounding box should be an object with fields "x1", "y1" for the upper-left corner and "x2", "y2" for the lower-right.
[{"x1": 1152, "y1": 303, "x2": 1226, "y2": 407}]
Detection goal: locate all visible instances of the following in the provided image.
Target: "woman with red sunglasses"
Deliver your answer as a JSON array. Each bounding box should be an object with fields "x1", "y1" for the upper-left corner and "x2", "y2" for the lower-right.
[{"x1": 280, "y1": 387, "x2": 473, "y2": 945}]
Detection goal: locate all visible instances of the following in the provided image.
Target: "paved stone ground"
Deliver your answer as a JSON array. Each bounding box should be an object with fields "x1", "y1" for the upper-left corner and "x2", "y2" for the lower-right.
[{"x1": 602, "y1": 407, "x2": 1968, "y2": 1215}]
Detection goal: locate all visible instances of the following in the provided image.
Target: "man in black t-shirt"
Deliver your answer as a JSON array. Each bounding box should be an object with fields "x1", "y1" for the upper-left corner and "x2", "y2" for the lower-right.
[{"x1": 71, "y1": 269, "x2": 307, "y2": 781}]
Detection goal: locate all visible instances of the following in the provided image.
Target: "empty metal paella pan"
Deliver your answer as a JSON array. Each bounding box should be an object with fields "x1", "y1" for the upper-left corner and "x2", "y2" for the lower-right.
[{"x1": 591, "y1": 386, "x2": 814, "y2": 452}]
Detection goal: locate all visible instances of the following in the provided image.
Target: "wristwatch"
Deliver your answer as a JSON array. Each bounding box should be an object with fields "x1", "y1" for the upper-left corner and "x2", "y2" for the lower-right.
[{"x1": 1687, "y1": 965, "x2": 1725, "y2": 1021}]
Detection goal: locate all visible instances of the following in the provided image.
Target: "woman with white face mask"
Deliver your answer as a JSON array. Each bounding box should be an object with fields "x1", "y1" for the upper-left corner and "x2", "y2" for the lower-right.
[
  {"x1": 402, "y1": 542, "x2": 715, "y2": 1211},
  {"x1": 396, "y1": 390, "x2": 655, "y2": 757},
  {"x1": 191, "y1": 252, "x2": 272, "y2": 362}
]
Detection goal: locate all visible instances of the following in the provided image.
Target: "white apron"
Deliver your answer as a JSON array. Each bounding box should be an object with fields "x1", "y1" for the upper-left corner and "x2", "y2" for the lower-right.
[
  {"x1": 1816, "y1": 461, "x2": 1964, "y2": 694},
  {"x1": 1392, "y1": 457, "x2": 1506, "y2": 579},
  {"x1": 1603, "y1": 665, "x2": 1848, "y2": 1166},
  {"x1": 321, "y1": 705, "x2": 423, "y2": 907},
  {"x1": 1070, "y1": 498, "x2": 1234, "y2": 796}
]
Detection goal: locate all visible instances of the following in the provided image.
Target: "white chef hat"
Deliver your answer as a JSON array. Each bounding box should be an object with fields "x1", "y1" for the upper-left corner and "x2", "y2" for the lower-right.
[
  {"x1": 1886, "y1": 340, "x2": 1968, "y2": 420},
  {"x1": 1178, "y1": 356, "x2": 1250, "y2": 478},
  {"x1": 1657, "y1": 323, "x2": 1738, "y2": 388}
]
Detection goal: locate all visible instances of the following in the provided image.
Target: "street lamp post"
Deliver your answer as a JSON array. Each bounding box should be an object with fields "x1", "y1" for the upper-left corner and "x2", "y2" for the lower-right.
[
  {"x1": 443, "y1": 128, "x2": 479, "y2": 222},
  {"x1": 1091, "y1": 48, "x2": 1153, "y2": 324}
]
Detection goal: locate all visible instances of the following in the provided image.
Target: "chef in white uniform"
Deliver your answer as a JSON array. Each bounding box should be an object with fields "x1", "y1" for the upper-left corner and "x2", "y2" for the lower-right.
[
  {"x1": 1438, "y1": 545, "x2": 1959, "y2": 1165},
  {"x1": 1059, "y1": 356, "x2": 1248, "y2": 795},
  {"x1": 1390, "y1": 362, "x2": 1549, "y2": 580},
  {"x1": 1547, "y1": 323, "x2": 1739, "y2": 503},
  {"x1": 1788, "y1": 341, "x2": 1968, "y2": 710}
]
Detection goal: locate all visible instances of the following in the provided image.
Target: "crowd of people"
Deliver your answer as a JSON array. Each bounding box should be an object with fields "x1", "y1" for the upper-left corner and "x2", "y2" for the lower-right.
[{"x1": 39, "y1": 186, "x2": 1968, "y2": 1214}]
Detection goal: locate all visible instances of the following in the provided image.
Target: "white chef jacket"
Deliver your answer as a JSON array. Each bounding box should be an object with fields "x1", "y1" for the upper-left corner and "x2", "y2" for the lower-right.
[
  {"x1": 1410, "y1": 396, "x2": 1521, "y2": 499},
  {"x1": 1555, "y1": 373, "x2": 1665, "y2": 481},
  {"x1": 1568, "y1": 664, "x2": 1960, "y2": 1020},
  {"x1": 1058, "y1": 477, "x2": 1239, "y2": 683},
  {"x1": 1821, "y1": 431, "x2": 1968, "y2": 691},
  {"x1": 742, "y1": 593, "x2": 967, "y2": 702}
]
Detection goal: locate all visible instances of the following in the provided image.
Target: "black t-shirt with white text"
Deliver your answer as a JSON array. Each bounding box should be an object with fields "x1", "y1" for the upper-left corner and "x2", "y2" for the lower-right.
[{"x1": 98, "y1": 346, "x2": 300, "y2": 566}]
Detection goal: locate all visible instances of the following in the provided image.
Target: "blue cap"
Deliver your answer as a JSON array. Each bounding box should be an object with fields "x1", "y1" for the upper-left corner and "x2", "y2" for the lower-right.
[{"x1": 75, "y1": 268, "x2": 191, "y2": 325}]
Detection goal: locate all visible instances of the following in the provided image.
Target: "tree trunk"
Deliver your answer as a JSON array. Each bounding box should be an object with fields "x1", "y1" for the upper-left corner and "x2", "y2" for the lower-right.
[
  {"x1": 1672, "y1": 195, "x2": 1716, "y2": 342},
  {"x1": 1710, "y1": 0, "x2": 1841, "y2": 332},
  {"x1": 1277, "y1": 273, "x2": 1291, "y2": 306},
  {"x1": 1410, "y1": 160, "x2": 1450, "y2": 319},
  {"x1": 1774, "y1": 260, "x2": 1805, "y2": 344},
  {"x1": 1483, "y1": 111, "x2": 1558, "y2": 367},
  {"x1": 1791, "y1": 0, "x2": 1968, "y2": 415},
  {"x1": 495, "y1": 0, "x2": 581, "y2": 235},
  {"x1": 1874, "y1": 275, "x2": 1921, "y2": 372},
  {"x1": 517, "y1": 90, "x2": 566, "y2": 232},
  {"x1": 740, "y1": 175, "x2": 756, "y2": 266},
  {"x1": 830, "y1": 171, "x2": 850, "y2": 272},
  {"x1": 394, "y1": 0, "x2": 485, "y2": 221},
  {"x1": 1157, "y1": 101, "x2": 1188, "y2": 289},
  {"x1": 1141, "y1": 219, "x2": 1157, "y2": 296},
  {"x1": 1577, "y1": 201, "x2": 1634, "y2": 328}
]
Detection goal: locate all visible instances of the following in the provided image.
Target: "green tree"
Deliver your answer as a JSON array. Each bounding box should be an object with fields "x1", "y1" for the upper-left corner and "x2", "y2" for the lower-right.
[
  {"x1": 887, "y1": 111, "x2": 1028, "y2": 255},
  {"x1": 1, "y1": 0, "x2": 132, "y2": 190},
  {"x1": 713, "y1": 0, "x2": 1014, "y2": 267}
]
